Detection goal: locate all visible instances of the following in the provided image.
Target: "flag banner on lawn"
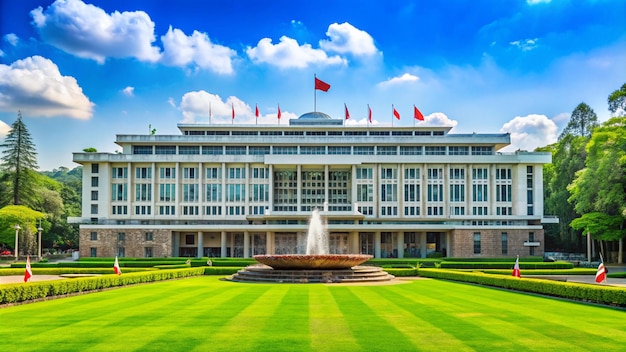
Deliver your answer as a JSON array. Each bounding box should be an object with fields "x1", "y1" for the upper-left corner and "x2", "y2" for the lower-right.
[
  {"x1": 345, "y1": 103, "x2": 350, "y2": 120},
  {"x1": 314, "y1": 77, "x2": 331, "y2": 92},
  {"x1": 255, "y1": 104, "x2": 259, "y2": 118},
  {"x1": 595, "y1": 254, "x2": 608, "y2": 283},
  {"x1": 277, "y1": 104, "x2": 281, "y2": 119},
  {"x1": 114, "y1": 256, "x2": 122, "y2": 276},
  {"x1": 368, "y1": 104, "x2": 372, "y2": 124},
  {"x1": 414, "y1": 105, "x2": 425, "y2": 121},
  {"x1": 24, "y1": 255, "x2": 32, "y2": 282},
  {"x1": 393, "y1": 106, "x2": 400, "y2": 120},
  {"x1": 512, "y1": 255, "x2": 521, "y2": 278}
]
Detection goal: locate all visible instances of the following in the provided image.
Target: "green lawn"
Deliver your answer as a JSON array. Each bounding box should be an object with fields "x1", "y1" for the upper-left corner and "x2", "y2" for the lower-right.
[{"x1": 1, "y1": 277, "x2": 625, "y2": 351}]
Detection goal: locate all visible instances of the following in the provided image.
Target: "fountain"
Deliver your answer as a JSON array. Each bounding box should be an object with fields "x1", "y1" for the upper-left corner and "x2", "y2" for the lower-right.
[{"x1": 229, "y1": 209, "x2": 393, "y2": 283}]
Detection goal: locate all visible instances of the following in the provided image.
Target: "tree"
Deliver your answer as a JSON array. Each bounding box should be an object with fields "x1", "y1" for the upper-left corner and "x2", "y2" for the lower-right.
[
  {"x1": 0, "y1": 111, "x2": 39, "y2": 206},
  {"x1": 0, "y1": 205, "x2": 46, "y2": 255},
  {"x1": 568, "y1": 117, "x2": 626, "y2": 262},
  {"x1": 83, "y1": 147, "x2": 97, "y2": 153},
  {"x1": 558, "y1": 103, "x2": 598, "y2": 140},
  {"x1": 608, "y1": 83, "x2": 626, "y2": 115}
]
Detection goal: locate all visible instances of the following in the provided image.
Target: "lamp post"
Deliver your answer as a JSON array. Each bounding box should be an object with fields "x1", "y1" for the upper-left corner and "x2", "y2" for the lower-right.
[
  {"x1": 38, "y1": 225, "x2": 43, "y2": 260},
  {"x1": 13, "y1": 224, "x2": 20, "y2": 261}
]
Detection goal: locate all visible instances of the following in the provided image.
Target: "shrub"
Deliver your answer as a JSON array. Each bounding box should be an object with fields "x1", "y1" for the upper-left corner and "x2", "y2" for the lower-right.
[
  {"x1": 418, "y1": 269, "x2": 626, "y2": 307},
  {"x1": 384, "y1": 268, "x2": 418, "y2": 277}
]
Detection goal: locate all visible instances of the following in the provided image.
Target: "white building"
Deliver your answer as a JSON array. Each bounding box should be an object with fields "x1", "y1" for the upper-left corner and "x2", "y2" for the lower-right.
[{"x1": 71, "y1": 112, "x2": 554, "y2": 259}]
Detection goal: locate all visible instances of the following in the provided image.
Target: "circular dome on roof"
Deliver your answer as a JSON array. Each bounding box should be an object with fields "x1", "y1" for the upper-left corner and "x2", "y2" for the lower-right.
[{"x1": 298, "y1": 111, "x2": 332, "y2": 120}]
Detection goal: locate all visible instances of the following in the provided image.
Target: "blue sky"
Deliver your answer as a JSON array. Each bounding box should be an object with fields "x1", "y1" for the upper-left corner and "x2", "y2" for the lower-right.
[{"x1": 1, "y1": 0, "x2": 625, "y2": 171}]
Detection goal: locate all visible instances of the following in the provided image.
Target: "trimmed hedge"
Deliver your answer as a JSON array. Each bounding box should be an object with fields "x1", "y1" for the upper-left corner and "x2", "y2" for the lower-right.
[
  {"x1": 0, "y1": 268, "x2": 205, "y2": 305},
  {"x1": 204, "y1": 266, "x2": 242, "y2": 275},
  {"x1": 442, "y1": 256, "x2": 544, "y2": 262},
  {"x1": 0, "y1": 267, "x2": 154, "y2": 276},
  {"x1": 481, "y1": 268, "x2": 597, "y2": 276},
  {"x1": 384, "y1": 268, "x2": 418, "y2": 277},
  {"x1": 418, "y1": 268, "x2": 626, "y2": 307},
  {"x1": 439, "y1": 261, "x2": 574, "y2": 269}
]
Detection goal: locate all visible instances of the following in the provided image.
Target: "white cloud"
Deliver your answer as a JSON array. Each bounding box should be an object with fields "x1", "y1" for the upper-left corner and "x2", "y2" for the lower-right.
[
  {"x1": 179, "y1": 90, "x2": 297, "y2": 124},
  {"x1": 378, "y1": 73, "x2": 420, "y2": 88},
  {"x1": 423, "y1": 112, "x2": 458, "y2": 127},
  {"x1": 4, "y1": 33, "x2": 19, "y2": 46},
  {"x1": 246, "y1": 36, "x2": 346, "y2": 69},
  {"x1": 167, "y1": 97, "x2": 176, "y2": 108},
  {"x1": 319, "y1": 22, "x2": 378, "y2": 56},
  {"x1": 0, "y1": 120, "x2": 10, "y2": 137},
  {"x1": 160, "y1": 27, "x2": 236, "y2": 74},
  {"x1": 500, "y1": 114, "x2": 558, "y2": 151},
  {"x1": 30, "y1": 0, "x2": 160, "y2": 63},
  {"x1": 0, "y1": 56, "x2": 94, "y2": 119},
  {"x1": 509, "y1": 38, "x2": 539, "y2": 51},
  {"x1": 0, "y1": 49, "x2": 4, "y2": 57},
  {"x1": 122, "y1": 86, "x2": 134, "y2": 97}
]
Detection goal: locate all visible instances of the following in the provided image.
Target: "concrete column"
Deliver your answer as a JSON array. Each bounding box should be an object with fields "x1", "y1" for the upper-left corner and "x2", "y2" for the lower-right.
[
  {"x1": 243, "y1": 231, "x2": 250, "y2": 258},
  {"x1": 446, "y1": 232, "x2": 451, "y2": 257},
  {"x1": 197, "y1": 231, "x2": 203, "y2": 258},
  {"x1": 374, "y1": 231, "x2": 381, "y2": 258},
  {"x1": 172, "y1": 232, "x2": 180, "y2": 257},
  {"x1": 350, "y1": 230, "x2": 359, "y2": 254},
  {"x1": 420, "y1": 232, "x2": 427, "y2": 258},
  {"x1": 266, "y1": 231, "x2": 273, "y2": 254},
  {"x1": 397, "y1": 232, "x2": 404, "y2": 258},
  {"x1": 221, "y1": 231, "x2": 227, "y2": 258}
]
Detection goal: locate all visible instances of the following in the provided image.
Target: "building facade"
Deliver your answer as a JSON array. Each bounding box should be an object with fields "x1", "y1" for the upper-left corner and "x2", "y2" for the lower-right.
[{"x1": 71, "y1": 112, "x2": 554, "y2": 259}]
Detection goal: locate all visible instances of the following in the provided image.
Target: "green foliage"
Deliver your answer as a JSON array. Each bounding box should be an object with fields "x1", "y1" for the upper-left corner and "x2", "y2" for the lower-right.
[
  {"x1": 0, "y1": 205, "x2": 45, "y2": 251},
  {"x1": 439, "y1": 261, "x2": 573, "y2": 269},
  {"x1": 204, "y1": 266, "x2": 242, "y2": 275},
  {"x1": 568, "y1": 117, "x2": 626, "y2": 241},
  {"x1": 0, "y1": 267, "x2": 154, "y2": 275},
  {"x1": 419, "y1": 269, "x2": 626, "y2": 306},
  {"x1": 608, "y1": 82, "x2": 626, "y2": 114},
  {"x1": 558, "y1": 102, "x2": 598, "y2": 140},
  {"x1": 383, "y1": 267, "x2": 417, "y2": 276},
  {"x1": 0, "y1": 268, "x2": 205, "y2": 304},
  {"x1": 0, "y1": 112, "x2": 39, "y2": 206},
  {"x1": 571, "y1": 212, "x2": 624, "y2": 240}
]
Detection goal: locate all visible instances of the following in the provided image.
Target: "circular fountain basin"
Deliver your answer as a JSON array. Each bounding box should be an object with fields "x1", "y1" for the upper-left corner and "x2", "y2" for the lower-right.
[{"x1": 253, "y1": 254, "x2": 373, "y2": 270}]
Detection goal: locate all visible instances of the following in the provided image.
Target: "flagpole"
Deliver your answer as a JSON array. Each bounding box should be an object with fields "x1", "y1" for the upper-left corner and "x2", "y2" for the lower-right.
[
  {"x1": 391, "y1": 104, "x2": 394, "y2": 127},
  {"x1": 209, "y1": 101, "x2": 212, "y2": 124},
  {"x1": 314, "y1": 74, "x2": 317, "y2": 113}
]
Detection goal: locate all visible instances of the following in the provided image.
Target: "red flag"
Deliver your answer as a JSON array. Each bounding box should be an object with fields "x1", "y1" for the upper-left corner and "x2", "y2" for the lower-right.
[
  {"x1": 393, "y1": 106, "x2": 400, "y2": 120},
  {"x1": 368, "y1": 104, "x2": 372, "y2": 123},
  {"x1": 277, "y1": 104, "x2": 281, "y2": 119},
  {"x1": 595, "y1": 254, "x2": 608, "y2": 283},
  {"x1": 344, "y1": 103, "x2": 350, "y2": 120},
  {"x1": 255, "y1": 104, "x2": 259, "y2": 118},
  {"x1": 24, "y1": 255, "x2": 32, "y2": 282},
  {"x1": 231, "y1": 103, "x2": 235, "y2": 120},
  {"x1": 114, "y1": 256, "x2": 122, "y2": 276},
  {"x1": 315, "y1": 77, "x2": 330, "y2": 92},
  {"x1": 414, "y1": 105, "x2": 425, "y2": 121},
  {"x1": 512, "y1": 256, "x2": 521, "y2": 278}
]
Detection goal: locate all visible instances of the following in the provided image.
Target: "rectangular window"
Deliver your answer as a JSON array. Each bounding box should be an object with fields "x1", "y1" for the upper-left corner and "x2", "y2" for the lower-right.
[
  {"x1": 356, "y1": 168, "x2": 373, "y2": 180},
  {"x1": 377, "y1": 146, "x2": 397, "y2": 155},
  {"x1": 472, "y1": 168, "x2": 488, "y2": 180},
  {"x1": 183, "y1": 184, "x2": 198, "y2": 202},
  {"x1": 449, "y1": 184, "x2": 465, "y2": 202},
  {"x1": 448, "y1": 146, "x2": 469, "y2": 155},
  {"x1": 357, "y1": 184, "x2": 373, "y2": 202},
  {"x1": 273, "y1": 146, "x2": 298, "y2": 155},
  {"x1": 135, "y1": 167, "x2": 152, "y2": 179},
  {"x1": 400, "y1": 146, "x2": 422, "y2": 155},
  {"x1": 90, "y1": 204, "x2": 98, "y2": 214},
  {"x1": 450, "y1": 168, "x2": 465, "y2": 180},
  {"x1": 132, "y1": 146, "x2": 153, "y2": 154},
  {"x1": 145, "y1": 232, "x2": 154, "y2": 241},
  {"x1": 249, "y1": 146, "x2": 270, "y2": 155},
  {"x1": 425, "y1": 146, "x2": 446, "y2": 155},
  {"x1": 91, "y1": 190, "x2": 98, "y2": 201},
  {"x1": 225, "y1": 146, "x2": 247, "y2": 155},
  {"x1": 427, "y1": 168, "x2": 443, "y2": 180},
  {"x1": 179, "y1": 146, "x2": 200, "y2": 155},
  {"x1": 206, "y1": 184, "x2": 222, "y2": 202},
  {"x1": 91, "y1": 177, "x2": 99, "y2": 187},
  {"x1": 404, "y1": 184, "x2": 420, "y2": 202},
  {"x1": 300, "y1": 146, "x2": 326, "y2": 155},
  {"x1": 228, "y1": 167, "x2": 246, "y2": 179},
  {"x1": 472, "y1": 184, "x2": 488, "y2": 202},
  {"x1": 404, "y1": 167, "x2": 420, "y2": 179},
  {"x1": 206, "y1": 167, "x2": 221, "y2": 179},
  {"x1": 183, "y1": 167, "x2": 197, "y2": 179},
  {"x1": 91, "y1": 164, "x2": 99, "y2": 173},
  {"x1": 202, "y1": 146, "x2": 223, "y2": 155},
  {"x1": 144, "y1": 247, "x2": 153, "y2": 258},
  {"x1": 113, "y1": 167, "x2": 128, "y2": 179},
  {"x1": 471, "y1": 146, "x2": 493, "y2": 155},
  {"x1": 501, "y1": 233, "x2": 508, "y2": 255},
  {"x1": 135, "y1": 184, "x2": 152, "y2": 201},
  {"x1": 427, "y1": 184, "x2": 443, "y2": 202},
  {"x1": 90, "y1": 232, "x2": 98, "y2": 241},
  {"x1": 328, "y1": 146, "x2": 351, "y2": 155},
  {"x1": 473, "y1": 233, "x2": 481, "y2": 254},
  {"x1": 381, "y1": 168, "x2": 397, "y2": 179},
  {"x1": 159, "y1": 184, "x2": 175, "y2": 202},
  {"x1": 380, "y1": 184, "x2": 397, "y2": 202},
  {"x1": 90, "y1": 247, "x2": 97, "y2": 257},
  {"x1": 159, "y1": 167, "x2": 176, "y2": 179},
  {"x1": 118, "y1": 232, "x2": 125, "y2": 241},
  {"x1": 186, "y1": 234, "x2": 195, "y2": 245},
  {"x1": 155, "y1": 145, "x2": 176, "y2": 155},
  {"x1": 353, "y1": 146, "x2": 375, "y2": 155}
]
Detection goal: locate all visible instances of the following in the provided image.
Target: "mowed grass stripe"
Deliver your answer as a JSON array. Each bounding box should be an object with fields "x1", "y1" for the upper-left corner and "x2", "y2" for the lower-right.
[
  {"x1": 84, "y1": 278, "x2": 249, "y2": 351},
  {"x1": 307, "y1": 285, "x2": 359, "y2": 351},
  {"x1": 424, "y1": 280, "x2": 626, "y2": 349},
  {"x1": 330, "y1": 286, "x2": 424, "y2": 352},
  {"x1": 346, "y1": 284, "x2": 477, "y2": 352},
  {"x1": 190, "y1": 283, "x2": 292, "y2": 351},
  {"x1": 390, "y1": 280, "x2": 624, "y2": 351},
  {"x1": 384, "y1": 283, "x2": 549, "y2": 351}
]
